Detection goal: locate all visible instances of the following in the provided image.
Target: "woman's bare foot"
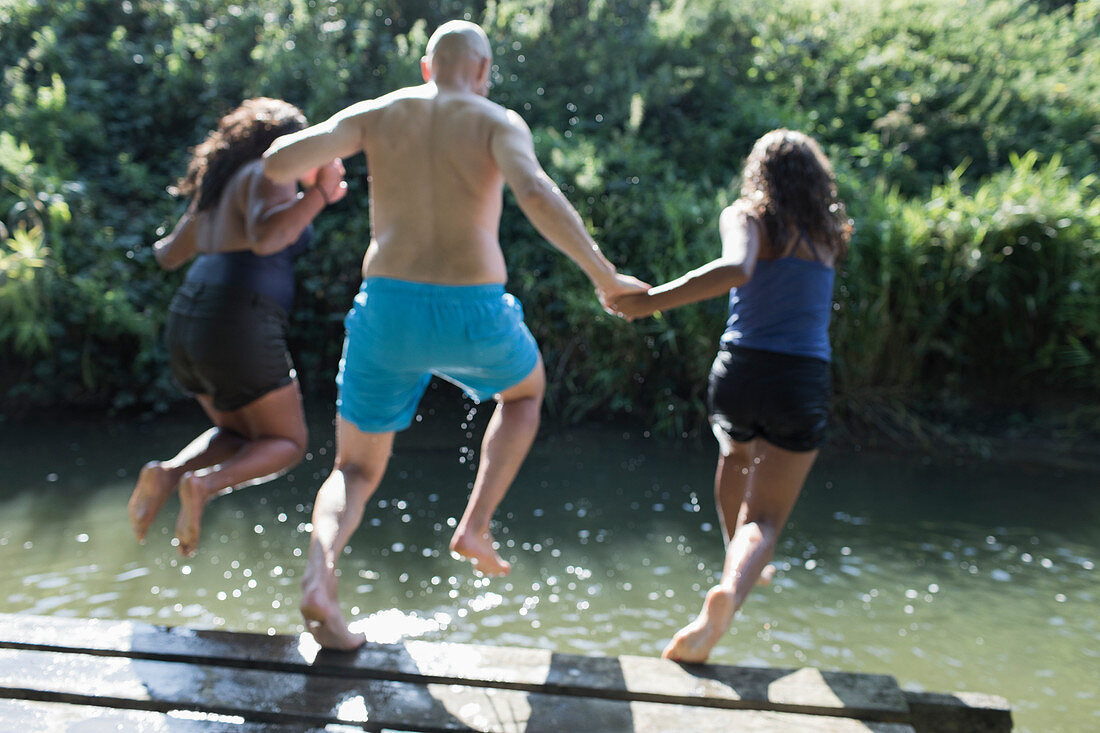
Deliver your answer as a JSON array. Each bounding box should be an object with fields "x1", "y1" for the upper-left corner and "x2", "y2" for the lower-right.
[
  {"x1": 758, "y1": 564, "x2": 776, "y2": 586},
  {"x1": 174, "y1": 471, "x2": 213, "y2": 557},
  {"x1": 300, "y1": 568, "x2": 366, "y2": 651},
  {"x1": 128, "y1": 461, "x2": 178, "y2": 542},
  {"x1": 661, "y1": 585, "x2": 737, "y2": 664},
  {"x1": 450, "y1": 527, "x2": 511, "y2": 576}
]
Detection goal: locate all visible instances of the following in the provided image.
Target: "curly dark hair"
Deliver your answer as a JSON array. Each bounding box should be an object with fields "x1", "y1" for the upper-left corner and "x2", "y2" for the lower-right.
[
  {"x1": 175, "y1": 97, "x2": 306, "y2": 211},
  {"x1": 739, "y1": 129, "x2": 851, "y2": 260}
]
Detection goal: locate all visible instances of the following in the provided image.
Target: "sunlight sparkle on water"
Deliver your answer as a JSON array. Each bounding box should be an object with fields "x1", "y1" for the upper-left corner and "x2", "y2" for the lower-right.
[
  {"x1": 346, "y1": 607, "x2": 452, "y2": 643},
  {"x1": 4, "y1": 417, "x2": 1100, "y2": 733}
]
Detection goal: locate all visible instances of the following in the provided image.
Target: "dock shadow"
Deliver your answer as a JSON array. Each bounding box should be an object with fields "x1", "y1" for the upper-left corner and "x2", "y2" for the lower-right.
[
  {"x1": 526, "y1": 650, "x2": 636, "y2": 732},
  {"x1": 121, "y1": 623, "x2": 472, "y2": 731},
  {"x1": 671, "y1": 660, "x2": 909, "y2": 723}
]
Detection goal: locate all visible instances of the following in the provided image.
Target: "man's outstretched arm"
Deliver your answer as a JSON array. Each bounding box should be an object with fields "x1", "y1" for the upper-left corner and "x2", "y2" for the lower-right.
[
  {"x1": 490, "y1": 110, "x2": 647, "y2": 301},
  {"x1": 263, "y1": 101, "x2": 373, "y2": 185}
]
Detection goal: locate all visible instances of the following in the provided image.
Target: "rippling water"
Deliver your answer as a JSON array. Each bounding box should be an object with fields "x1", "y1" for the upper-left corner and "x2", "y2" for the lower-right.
[{"x1": 1, "y1": 402, "x2": 1097, "y2": 732}]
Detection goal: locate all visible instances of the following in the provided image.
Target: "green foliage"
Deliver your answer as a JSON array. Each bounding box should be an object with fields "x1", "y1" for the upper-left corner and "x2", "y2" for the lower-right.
[
  {"x1": 834, "y1": 153, "x2": 1100, "y2": 403},
  {"x1": 0, "y1": 223, "x2": 53, "y2": 356},
  {"x1": 1, "y1": 0, "x2": 1098, "y2": 435}
]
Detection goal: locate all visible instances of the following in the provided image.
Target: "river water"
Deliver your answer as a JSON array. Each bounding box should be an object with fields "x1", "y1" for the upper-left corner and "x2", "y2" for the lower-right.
[{"x1": 1, "y1": 399, "x2": 1096, "y2": 732}]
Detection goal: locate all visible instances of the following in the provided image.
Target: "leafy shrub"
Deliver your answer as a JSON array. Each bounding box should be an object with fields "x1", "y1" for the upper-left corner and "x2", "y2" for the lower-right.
[
  {"x1": 1, "y1": 0, "x2": 1097, "y2": 437},
  {"x1": 834, "y1": 153, "x2": 1100, "y2": 402}
]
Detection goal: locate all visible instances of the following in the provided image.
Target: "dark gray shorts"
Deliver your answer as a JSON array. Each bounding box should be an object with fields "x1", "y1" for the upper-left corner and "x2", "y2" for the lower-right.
[
  {"x1": 707, "y1": 345, "x2": 831, "y2": 452},
  {"x1": 165, "y1": 282, "x2": 294, "y2": 412}
]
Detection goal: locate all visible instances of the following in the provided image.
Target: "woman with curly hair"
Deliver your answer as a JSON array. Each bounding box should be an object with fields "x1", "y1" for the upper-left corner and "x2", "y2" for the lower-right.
[
  {"x1": 612, "y1": 129, "x2": 851, "y2": 662},
  {"x1": 128, "y1": 97, "x2": 347, "y2": 556}
]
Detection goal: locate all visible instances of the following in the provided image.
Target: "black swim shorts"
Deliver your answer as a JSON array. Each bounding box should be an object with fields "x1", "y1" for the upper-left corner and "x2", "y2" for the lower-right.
[
  {"x1": 165, "y1": 282, "x2": 295, "y2": 412},
  {"x1": 707, "y1": 344, "x2": 831, "y2": 452}
]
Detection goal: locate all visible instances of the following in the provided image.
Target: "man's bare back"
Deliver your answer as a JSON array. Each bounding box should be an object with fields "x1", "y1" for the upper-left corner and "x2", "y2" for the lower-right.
[
  {"x1": 264, "y1": 21, "x2": 638, "y2": 297},
  {"x1": 356, "y1": 86, "x2": 512, "y2": 284}
]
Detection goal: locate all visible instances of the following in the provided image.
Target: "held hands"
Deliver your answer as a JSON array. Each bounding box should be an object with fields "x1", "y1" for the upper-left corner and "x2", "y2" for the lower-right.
[
  {"x1": 608, "y1": 290, "x2": 658, "y2": 321},
  {"x1": 597, "y1": 273, "x2": 651, "y2": 319},
  {"x1": 307, "y1": 158, "x2": 348, "y2": 206}
]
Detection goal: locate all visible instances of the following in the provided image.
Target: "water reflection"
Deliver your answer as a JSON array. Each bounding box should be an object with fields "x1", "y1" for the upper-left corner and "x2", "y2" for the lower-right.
[{"x1": 0, "y1": 409, "x2": 1097, "y2": 732}]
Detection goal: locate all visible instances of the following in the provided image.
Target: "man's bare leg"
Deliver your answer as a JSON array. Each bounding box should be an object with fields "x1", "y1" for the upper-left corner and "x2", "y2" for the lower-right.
[
  {"x1": 175, "y1": 382, "x2": 307, "y2": 556},
  {"x1": 129, "y1": 397, "x2": 248, "y2": 542},
  {"x1": 450, "y1": 358, "x2": 546, "y2": 576},
  {"x1": 301, "y1": 416, "x2": 394, "y2": 650},
  {"x1": 663, "y1": 442, "x2": 817, "y2": 663}
]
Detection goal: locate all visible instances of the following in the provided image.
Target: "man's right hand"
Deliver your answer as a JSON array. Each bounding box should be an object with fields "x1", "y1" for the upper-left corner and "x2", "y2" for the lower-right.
[{"x1": 314, "y1": 158, "x2": 348, "y2": 205}]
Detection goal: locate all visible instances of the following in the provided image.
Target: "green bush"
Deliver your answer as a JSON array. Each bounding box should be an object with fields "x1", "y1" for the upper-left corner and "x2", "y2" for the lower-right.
[
  {"x1": 1, "y1": 0, "x2": 1098, "y2": 436},
  {"x1": 834, "y1": 153, "x2": 1100, "y2": 401}
]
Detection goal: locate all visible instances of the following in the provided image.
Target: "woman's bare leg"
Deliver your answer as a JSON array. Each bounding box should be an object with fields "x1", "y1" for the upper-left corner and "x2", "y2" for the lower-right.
[
  {"x1": 713, "y1": 436, "x2": 754, "y2": 543},
  {"x1": 128, "y1": 396, "x2": 247, "y2": 542},
  {"x1": 300, "y1": 416, "x2": 394, "y2": 650},
  {"x1": 663, "y1": 441, "x2": 818, "y2": 663},
  {"x1": 175, "y1": 381, "x2": 307, "y2": 556},
  {"x1": 450, "y1": 358, "x2": 545, "y2": 576}
]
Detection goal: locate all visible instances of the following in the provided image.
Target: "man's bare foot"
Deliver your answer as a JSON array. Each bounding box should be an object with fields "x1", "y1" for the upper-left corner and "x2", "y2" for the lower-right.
[
  {"x1": 661, "y1": 585, "x2": 737, "y2": 664},
  {"x1": 128, "y1": 461, "x2": 178, "y2": 543},
  {"x1": 450, "y1": 527, "x2": 511, "y2": 576},
  {"x1": 300, "y1": 572, "x2": 366, "y2": 651},
  {"x1": 174, "y1": 471, "x2": 213, "y2": 557}
]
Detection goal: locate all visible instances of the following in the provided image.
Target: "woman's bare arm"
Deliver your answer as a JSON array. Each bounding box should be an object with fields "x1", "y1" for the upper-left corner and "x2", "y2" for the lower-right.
[
  {"x1": 613, "y1": 204, "x2": 762, "y2": 320},
  {"x1": 152, "y1": 201, "x2": 199, "y2": 271},
  {"x1": 243, "y1": 160, "x2": 346, "y2": 255}
]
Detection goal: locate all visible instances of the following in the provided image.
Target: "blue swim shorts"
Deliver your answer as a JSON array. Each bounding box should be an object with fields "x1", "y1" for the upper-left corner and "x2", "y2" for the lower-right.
[{"x1": 336, "y1": 277, "x2": 541, "y2": 433}]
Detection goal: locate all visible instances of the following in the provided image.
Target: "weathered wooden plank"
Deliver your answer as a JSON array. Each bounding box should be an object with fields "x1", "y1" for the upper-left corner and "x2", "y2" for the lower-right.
[
  {"x1": 0, "y1": 646, "x2": 913, "y2": 733},
  {"x1": 0, "y1": 696, "x2": 331, "y2": 732},
  {"x1": 0, "y1": 612, "x2": 908, "y2": 721},
  {"x1": 902, "y1": 690, "x2": 1013, "y2": 733}
]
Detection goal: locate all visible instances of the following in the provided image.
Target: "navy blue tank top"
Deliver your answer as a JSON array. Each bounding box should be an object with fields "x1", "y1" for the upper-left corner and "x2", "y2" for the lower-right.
[
  {"x1": 720, "y1": 242, "x2": 835, "y2": 362},
  {"x1": 183, "y1": 225, "x2": 312, "y2": 312}
]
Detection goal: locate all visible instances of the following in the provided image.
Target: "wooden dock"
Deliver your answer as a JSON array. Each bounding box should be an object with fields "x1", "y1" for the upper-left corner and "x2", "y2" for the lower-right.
[{"x1": 0, "y1": 612, "x2": 1010, "y2": 732}]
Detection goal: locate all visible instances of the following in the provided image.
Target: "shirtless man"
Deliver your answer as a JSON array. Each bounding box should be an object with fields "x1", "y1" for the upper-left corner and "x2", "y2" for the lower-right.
[{"x1": 263, "y1": 20, "x2": 646, "y2": 649}]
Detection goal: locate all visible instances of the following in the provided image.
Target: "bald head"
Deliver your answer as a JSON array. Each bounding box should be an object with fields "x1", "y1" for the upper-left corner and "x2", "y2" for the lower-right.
[
  {"x1": 422, "y1": 21, "x2": 492, "y2": 94},
  {"x1": 426, "y1": 20, "x2": 491, "y2": 67}
]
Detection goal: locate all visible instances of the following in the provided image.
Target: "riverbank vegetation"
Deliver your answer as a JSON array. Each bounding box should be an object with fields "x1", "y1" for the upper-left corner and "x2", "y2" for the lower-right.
[{"x1": 2, "y1": 0, "x2": 1098, "y2": 448}]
